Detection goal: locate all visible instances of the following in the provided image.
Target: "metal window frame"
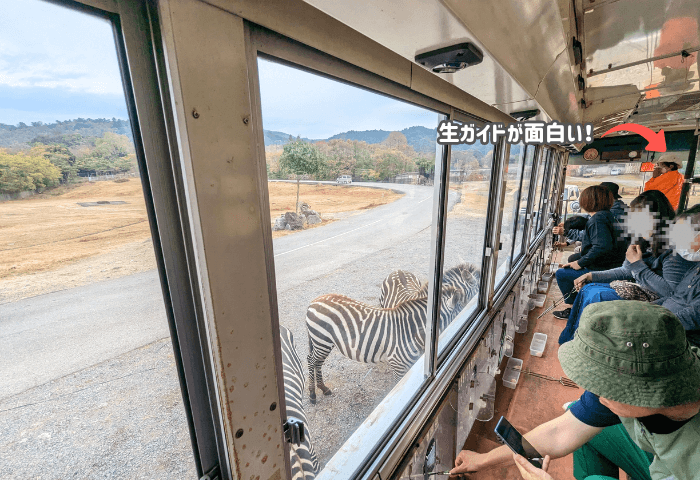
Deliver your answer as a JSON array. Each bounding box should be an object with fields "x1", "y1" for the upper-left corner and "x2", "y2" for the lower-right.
[
  {"x1": 510, "y1": 144, "x2": 535, "y2": 263},
  {"x1": 244, "y1": 22, "x2": 510, "y2": 480},
  {"x1": 523, "y1": 146, "x2": 544, "y2": 251},
  {"x1": 41, "y1": 0, "x2": 230, "y2": 478},
  {"x1": 536, "y1": 148, "x2": 555, "y2": 233}
]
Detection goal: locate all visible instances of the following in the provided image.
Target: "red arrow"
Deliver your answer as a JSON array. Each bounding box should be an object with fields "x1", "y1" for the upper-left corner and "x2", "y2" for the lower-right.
[{"x1": 601, "y1": 124, "x2": 666, "y2": 152}]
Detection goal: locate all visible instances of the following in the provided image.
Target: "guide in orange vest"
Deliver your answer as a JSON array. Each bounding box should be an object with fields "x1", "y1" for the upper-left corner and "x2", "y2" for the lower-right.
[{"x1": 644, "y1": 155, "x2": 684, "y2": 210}]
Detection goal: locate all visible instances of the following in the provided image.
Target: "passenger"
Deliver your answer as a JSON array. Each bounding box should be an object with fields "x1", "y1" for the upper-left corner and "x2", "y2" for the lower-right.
[
  {"x1": 451, "y1": 301, "x2": 700, "y2": 480},
  {"x1": 561, "y1": 204, "x2": 700, "y2": 346},
  {"x1": 553, "y1": 185, "x2": 626, "y2": 318},
  {"x1": 553, "y1": 182, "x2": 625, "y2": 244},
  {"x1": 644, "y1": 156, "x2": 684, "y2": 210}
]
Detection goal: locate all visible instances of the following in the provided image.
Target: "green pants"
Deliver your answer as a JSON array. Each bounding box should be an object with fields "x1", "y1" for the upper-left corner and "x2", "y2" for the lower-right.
[{"x1": 573, "y1": 423, "x2": 654, "y2": 480}]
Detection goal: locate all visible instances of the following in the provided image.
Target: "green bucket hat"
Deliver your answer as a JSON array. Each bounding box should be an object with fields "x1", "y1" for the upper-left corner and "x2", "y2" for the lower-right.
[{"x1": 559, "y1": 301, "x2": 700, "y2": 408}]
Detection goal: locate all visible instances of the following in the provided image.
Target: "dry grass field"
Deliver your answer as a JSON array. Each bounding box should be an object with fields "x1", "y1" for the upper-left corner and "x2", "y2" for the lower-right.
[{"x1": 0, "y1": 180, "x2": 402, "y2": 303}]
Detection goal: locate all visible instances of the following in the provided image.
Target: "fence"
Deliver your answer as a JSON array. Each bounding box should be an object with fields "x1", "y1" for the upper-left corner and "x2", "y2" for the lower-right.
[{"x1": 79, "y1": 171, "x2": 139, "y2": 182}]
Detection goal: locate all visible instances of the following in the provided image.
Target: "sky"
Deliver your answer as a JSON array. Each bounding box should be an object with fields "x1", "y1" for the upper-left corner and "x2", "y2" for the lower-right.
[{"x1": 0, "y1": 0, "x2": 437, "y2": 138}]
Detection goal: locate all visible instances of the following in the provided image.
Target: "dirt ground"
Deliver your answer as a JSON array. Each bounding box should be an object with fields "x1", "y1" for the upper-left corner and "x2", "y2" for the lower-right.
[{"x1": 0, "y1": 180, "x2": 402, "y2": 303}]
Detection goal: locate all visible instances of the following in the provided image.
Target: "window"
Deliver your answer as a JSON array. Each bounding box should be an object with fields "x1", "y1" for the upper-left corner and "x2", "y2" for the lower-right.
[
  {"x1": 529, "y1": 147, "x2": 547, "y2": 242},
  {"x1": 257, "y1": 57, "x2": 444, "y2": 473},
  {"x1": 494, "y1": 142, "x2": 526, "y2": 287},
  {"x1": 0, "y1": 1, "x2": 199, "y2": 477},
  {"x1": 513, "y1": 146, "x2": 536, "y2": 258},
  {"x1": 535, "y1": 148, "x2": 555, "y2": 233},
  {"x1": 436, "y1": 118, "x2": 494, "y2": 356}
]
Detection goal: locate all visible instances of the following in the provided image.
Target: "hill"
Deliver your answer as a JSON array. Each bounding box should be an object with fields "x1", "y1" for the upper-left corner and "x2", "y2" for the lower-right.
[
  {"x1": 1, "y1": 119, "x2": 492, "y2": 158},
  {"x1": 0, "y1": 118, "x2": 133, "y2": 148}
]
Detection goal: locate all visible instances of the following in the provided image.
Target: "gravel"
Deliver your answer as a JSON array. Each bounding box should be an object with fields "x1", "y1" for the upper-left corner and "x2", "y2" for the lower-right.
[{"x1": 0, "y1": 339, "x2": 196, "y2": 479}]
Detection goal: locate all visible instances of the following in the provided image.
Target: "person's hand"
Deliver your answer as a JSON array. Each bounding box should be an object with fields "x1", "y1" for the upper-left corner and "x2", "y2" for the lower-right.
[
  {"x1": 652, "y1": 166, "x2": 662, "y2": 178},
  {"x1": 553, "y1": 241, "x2": 568, "y2": 248},
  {"x1": 513, "y1": 454, "x2": 553, "y2": 480},
  {"x1": 451, "y1": 450, "x2": 483, "y2": 475},
  {"x1": 626, "y1": 244, "x2": 644, "y2": 263},
  {"x1": 561, "y1": 261, "x2": 581, "y2": 270},
  {"x1": 552, "y1": 226, "x2": 564, "y2": 235},
  {"x1": 574, "y1": 272, "x2": 592, "y2": 290}
]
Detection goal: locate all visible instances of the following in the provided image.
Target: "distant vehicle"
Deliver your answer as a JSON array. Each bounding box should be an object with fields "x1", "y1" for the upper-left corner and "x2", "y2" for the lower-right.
[
  {"x1": 336, "y1": 175, "x2": 352, "y2": 184},
  {"x1": 610, "y1": 167, "x2": 622, "y2": 176},
  {"x1": 581, "y1": 168, "x2": 598, "y2": 178}
]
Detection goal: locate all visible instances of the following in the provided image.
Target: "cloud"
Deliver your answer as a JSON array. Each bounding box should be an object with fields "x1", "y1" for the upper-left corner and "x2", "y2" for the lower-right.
[
  {"x1": 0, "y1": 0, "x2": 124, "y2": 95},
  {"x1": 0, "y1": 84, "x2": 128, "y2": 125}
]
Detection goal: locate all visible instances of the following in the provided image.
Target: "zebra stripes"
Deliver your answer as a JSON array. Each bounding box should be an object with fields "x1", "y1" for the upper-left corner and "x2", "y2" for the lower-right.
[
  {"x1": 305, "y1": 263, "x2": 479, "y2": 403},
  {"x1": 280, "y1": 326, "x2": 319, "y2": 479},
  {"x1": 379, "y1": 270, "x2": 427, "y2": 308}
]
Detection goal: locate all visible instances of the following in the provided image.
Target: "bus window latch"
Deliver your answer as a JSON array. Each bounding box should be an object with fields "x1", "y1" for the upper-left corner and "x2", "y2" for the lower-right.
[{"x1": 284, "y1": 417, "x2": 305, "y2": 445}]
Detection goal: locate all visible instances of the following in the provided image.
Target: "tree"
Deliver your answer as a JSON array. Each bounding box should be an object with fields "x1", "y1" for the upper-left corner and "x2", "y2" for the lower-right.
[
  {"x1": 74, "y1": 132, "x2": 136, "y2": 174},
  {"x1": 382, "y1": 131, "x2": 409, "y2": 150},
  {"x1": 0, "y1": 149, "x2": 62, "y2": 194},
  {"x1": 279, "y1": 140, "x2": 324, "y2": 213},
  {"x1": 30, "y1": 144, "x2": 77, "y2": 183},
  {"x1": 416, "y1": 156, "x2": 434, "y2": 178}
]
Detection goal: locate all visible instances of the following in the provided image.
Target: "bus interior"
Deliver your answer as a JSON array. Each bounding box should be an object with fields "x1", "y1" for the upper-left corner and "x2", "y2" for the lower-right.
[{"x1": 1, "y1": 0, "x2": 699, "y2": 479}]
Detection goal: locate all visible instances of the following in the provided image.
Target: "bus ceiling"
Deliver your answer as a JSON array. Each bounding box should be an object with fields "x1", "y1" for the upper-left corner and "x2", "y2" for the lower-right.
[{"x1": 303, "y1": 0, "x2": 700, "y2": 137}]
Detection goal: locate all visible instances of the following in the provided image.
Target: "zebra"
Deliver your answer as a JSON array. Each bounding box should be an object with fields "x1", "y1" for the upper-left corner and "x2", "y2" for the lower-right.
[
  {"x1": 280, "y1": 326, "x2": 319, "y2": 479},
  {"x1": 378, "y1": 270, "x2": 428, "y2": 308},
  {"x1": 305, "y1": 264, "x2": 479, "y2": 403},
  {"x1": 379, "y1": 263, "x2": 480, "y2": 308}
]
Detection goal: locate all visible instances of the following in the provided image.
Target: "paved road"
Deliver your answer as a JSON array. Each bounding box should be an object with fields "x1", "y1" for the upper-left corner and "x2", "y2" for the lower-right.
[{"x1": 0, "y1": 182, "x2": 457, "y2": 400}]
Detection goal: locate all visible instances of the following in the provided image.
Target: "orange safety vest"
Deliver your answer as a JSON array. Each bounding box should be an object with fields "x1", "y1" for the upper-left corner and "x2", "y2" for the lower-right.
[{"x1": 644, "y1": 170, "x2": 684, "y2": 210}]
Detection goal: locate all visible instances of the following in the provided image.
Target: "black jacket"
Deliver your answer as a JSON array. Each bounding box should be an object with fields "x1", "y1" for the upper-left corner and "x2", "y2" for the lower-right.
[{"x1": 577, "y1": 210, "x2": 627, "y2": 270}]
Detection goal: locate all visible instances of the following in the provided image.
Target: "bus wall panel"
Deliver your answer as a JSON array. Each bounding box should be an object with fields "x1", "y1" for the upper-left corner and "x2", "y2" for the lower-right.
[{"x1": 158, "y1": 0, "x2": 288, "y2": 478}]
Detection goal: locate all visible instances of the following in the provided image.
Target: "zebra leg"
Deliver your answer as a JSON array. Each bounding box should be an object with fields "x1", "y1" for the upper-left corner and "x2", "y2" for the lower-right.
[
  {"x1": 307, "y1": 339, "x2": 334, "y2": 403},
  {"x1": 307, "y1": 338, "x2": 317, "y2": 404}
]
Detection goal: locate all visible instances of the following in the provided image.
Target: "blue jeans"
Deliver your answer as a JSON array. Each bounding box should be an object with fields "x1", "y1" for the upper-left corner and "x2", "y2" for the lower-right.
[
  {"x1": 555, "y1": 266, "x2": 592, "y2": 304},
  {"x1": 558, "y1": 283, "x2": 621, "y2": 344}
]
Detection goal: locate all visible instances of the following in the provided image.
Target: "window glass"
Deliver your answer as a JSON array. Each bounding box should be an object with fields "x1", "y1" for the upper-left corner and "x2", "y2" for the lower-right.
[
  {"x1": 561, "y1": 150, "x2": 667, "y2": 221},
  {"x1": 529, "y1": 148, "x2": 547, "y2": 242},
  {"x1": 512, "y1": 146, "x2": 536, "y2": 260},
  {"x1": 437, "y1": 122, "x2": 493, "y2": 356},
  {"x1": 495, "y1": 142, "x2": 525, "y2": 287},
  {"x1": 0, "y1": 1, "x2": 196, "y2": 477},
  {"x1": 257, "y1": 57, "x2": 442, "y2": 472}
]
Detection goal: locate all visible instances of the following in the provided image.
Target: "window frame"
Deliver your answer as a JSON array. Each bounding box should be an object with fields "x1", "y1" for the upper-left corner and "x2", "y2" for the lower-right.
[
  {"x1": 510, "y1": 144, "x2": 535, "y2": 264},
  {"x1": 244, "y1": 24, "x2": 513, "y2": 480},
  {"x1": 41, "y1": 0, "x2": 231, "y2": 478},
  {"x1": 494, "y1": 142, "x2": 527, "y2": 290}
]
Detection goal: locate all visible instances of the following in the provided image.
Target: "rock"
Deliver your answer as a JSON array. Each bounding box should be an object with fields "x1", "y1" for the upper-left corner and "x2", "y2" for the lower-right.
[
  {"x1": 299, "y1": 202, "x2": 318, "y2": 217},
  {"x1": 285, "y1": 224, "x2": 291, "y2": 230},
  {"x1": 273, "y1": 215, "x2": 287, "y2": 231},
  {"x1": 284, "y1": 212, "x2": 305, "y2": 230},
  {"x1": 306, "y1": 214, "x2": 322, "y2": 225}
]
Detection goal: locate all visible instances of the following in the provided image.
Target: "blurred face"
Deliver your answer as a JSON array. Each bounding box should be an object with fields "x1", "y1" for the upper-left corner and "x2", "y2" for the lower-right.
[{"x1": 669, "y1": 216, "x2": 700, "y2": 255}]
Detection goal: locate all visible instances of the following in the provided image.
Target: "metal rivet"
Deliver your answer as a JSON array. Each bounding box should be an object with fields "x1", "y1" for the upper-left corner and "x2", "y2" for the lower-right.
[
  {"x1": 270, "y1": 402, "x2": 277, "y2": 411},
  {"x1": 235, "y1": 429, "x2": 244, "y2": 438},
  {"x1": 643, "y1": 342, "x2": 649, "y2": 348},
  {"x1": 192, "y1": 109, "x2": 200, "y2": 119},
  {"x1": 626, "y1": 342, "x2": 633, "y2": 347},
  {"x1": 242, "y1": 115, "x2": 250, "y2": 125}
]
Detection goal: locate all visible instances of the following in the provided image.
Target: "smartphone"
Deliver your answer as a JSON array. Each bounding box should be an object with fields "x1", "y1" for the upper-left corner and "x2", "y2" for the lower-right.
[{"x1": 494, "y1": 416, "x2": 544, "y2": 469}]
